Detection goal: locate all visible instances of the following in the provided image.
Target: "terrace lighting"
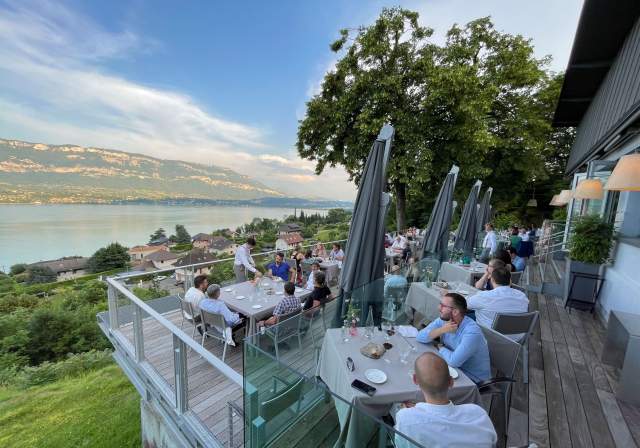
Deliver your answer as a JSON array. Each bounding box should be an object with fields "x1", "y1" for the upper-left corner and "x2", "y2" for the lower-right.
[
  {"x1": 604, "y1": 153, "x2": 640, "y2": 191},
  {"x1": 557, "y1": 189, "x2": 574, "y2": 205},
  {"x1": 574, "y1": 178, "x2": 604, "y2": 200}
]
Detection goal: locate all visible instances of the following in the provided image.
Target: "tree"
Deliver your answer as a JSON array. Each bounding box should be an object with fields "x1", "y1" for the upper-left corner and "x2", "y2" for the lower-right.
[
  {"x1": 87, "y1": 243, "x2": 130, "y2": 273},
  {"x1": 149, "y1": 227, "x2": 167, "y2": 243},
  {"x1": 297, "y1": 8, "x2": 569, "y2": 228},
  {"x1": 25, "y1": 265, "x2": 57, "y2": 284},
  {"x1": 170, "y1": 225, "x2": 191, "y2": 244},
  {"x1": 9, "y1": 264, "x2": 27, "y2": 276}
]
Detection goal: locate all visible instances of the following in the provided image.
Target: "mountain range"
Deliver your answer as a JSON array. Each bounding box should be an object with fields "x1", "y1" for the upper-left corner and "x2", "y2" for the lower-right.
[{"x1": 0, "y1": 138, "x2": 287, "y2": 204}]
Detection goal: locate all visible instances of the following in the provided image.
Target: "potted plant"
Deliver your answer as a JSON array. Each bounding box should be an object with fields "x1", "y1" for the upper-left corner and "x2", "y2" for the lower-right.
[{"x1": 565, "y1": 215, "x2": 615, "y2": 302}]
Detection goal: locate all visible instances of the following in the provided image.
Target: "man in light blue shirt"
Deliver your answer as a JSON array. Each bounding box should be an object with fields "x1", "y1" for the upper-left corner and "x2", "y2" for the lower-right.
[
  {"x1": 417, "y1": 293, "x2": 491, "y2": 383},
  {"x1": 508, "y1": 247, "x2": 526, "y2": 272},
  {"x1": 384, "y1": 264, "x2": 407, "y2": 296},
  {"x1": 200, "y1": 284, "x2": 243, "y2": 327}
]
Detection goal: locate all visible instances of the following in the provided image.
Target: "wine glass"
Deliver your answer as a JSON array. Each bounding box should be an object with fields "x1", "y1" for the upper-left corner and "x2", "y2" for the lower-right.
[{"x1": 381, "y1": 319, "x2": 391, "y2": 341}]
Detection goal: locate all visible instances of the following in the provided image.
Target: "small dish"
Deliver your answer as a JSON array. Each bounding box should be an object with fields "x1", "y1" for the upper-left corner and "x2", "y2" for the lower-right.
[
  {"x1": 448, "y1": 366, "x2": 459, "y2": 379},
  {"x1": 364, "y1": 369, "x2": 387, "y2": 384},
  {"x1": 235, "y1": 295, "x2": 246, "y2": 300},
  {"x1": 252, "y1": 304, "x2": 262, "y2": 309},
  {"x1": 224, "y1": 288, "x2": 233, "y2": 292},
  {"x1": 276, "y1": 291, "x2": 283, "y2": 295}
]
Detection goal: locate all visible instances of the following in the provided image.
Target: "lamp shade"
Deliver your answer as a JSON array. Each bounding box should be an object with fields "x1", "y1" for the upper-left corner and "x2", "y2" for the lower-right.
[
  {"x1": 549, "y1": 194, "x2": 562, "y2": 206},
  {"x1": 526, "y1": 198, "x2": 538, "y2": 207},
  {"x1": 604, "y1": 153, "x2": 640, "y2": 191},
  {"x1": 574, "y1": 178, "x2": 604, "y2": 200},
  {"x1": 557, "y1": 189, "x2": 573, "y2": 205}
]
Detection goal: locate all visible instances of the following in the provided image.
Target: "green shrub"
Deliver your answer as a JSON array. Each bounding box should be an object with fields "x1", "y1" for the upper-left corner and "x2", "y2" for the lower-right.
[
  {"x1": 568, "y1": 215, "x2": 615, "y2": 264},
  {"x1": 0, "y1": 349, "x2": 113, "y2": 388},
  {"x1": 493, "y1": 212, "x2": 520, "y2": 231},
  {"x1": 9, "y1": 263, "x2": 27, "y2": 276}
]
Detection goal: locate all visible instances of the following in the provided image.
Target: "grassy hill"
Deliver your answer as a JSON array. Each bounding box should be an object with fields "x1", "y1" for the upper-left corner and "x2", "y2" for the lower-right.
[
  {"x1": 0, "y1": 364, "x2": 140, "y2": 448},
  {"x1": 0, "y1": 138, "x2": 283, "y2": 203}
]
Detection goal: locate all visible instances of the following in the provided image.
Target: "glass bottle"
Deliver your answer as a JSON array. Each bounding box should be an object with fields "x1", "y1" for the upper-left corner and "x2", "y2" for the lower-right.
[{"x1": 365, "y1": 306, "x2": 374, "y2": 339}]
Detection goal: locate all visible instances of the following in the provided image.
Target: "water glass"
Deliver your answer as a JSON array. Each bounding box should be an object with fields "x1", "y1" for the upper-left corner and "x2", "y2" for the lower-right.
[
  {"x1": 381, "y1": 320, "x2": 391, "y2": 341},
  {"x1": 400, "y1": 349, "x2": 410, "y2": 365},
  {"x1": 342, "y1": 320, "x2": 350, "y2": 343}
]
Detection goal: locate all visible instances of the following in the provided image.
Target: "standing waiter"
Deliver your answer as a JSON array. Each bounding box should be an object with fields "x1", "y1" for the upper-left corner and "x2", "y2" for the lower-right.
[{"x1": 233, "y1": 237, "x2": 262, "y2": 282}]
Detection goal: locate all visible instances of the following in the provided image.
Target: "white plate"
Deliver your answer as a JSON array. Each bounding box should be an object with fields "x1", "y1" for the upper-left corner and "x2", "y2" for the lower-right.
[
  {"x1": 276, "y1": 291, "x2": 283, "y2": 295},
  {"x1": 449, "y1": 366, "x2": 459, "y2": 379},
  {"x1": 252, "y1": 304, "x2": 262, "y2": 309},
  {"x1": 235, "y1": 295, "x2": 246, "y2": 300},
  {"x1": 224, "y1": 288, "x2": 233, "y2": 292},
  {"x1": 364, "y1": 369, "x2": 387, "y2": 384}
]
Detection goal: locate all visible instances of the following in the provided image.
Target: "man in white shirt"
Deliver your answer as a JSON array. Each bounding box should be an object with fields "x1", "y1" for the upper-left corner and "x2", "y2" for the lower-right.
[
  {"x1": 305, "y1": 261, "x2": 320, "y2": 290},
  {"x1": 391, "y1": 234, "x2": 407, "y2": 253},
  {"x1": 395, "y1": 352, "x2": 496, "y2": 448},
  {"x1": 480, "y1": 223, "x2": 497, "y2": 263},
  {"x1": 233, "y1": 237, "x2": 262, "y2": 282},
  {"x1": 467, "y1": 266, "x2": 529, "y2": 338},
  {"x1": 184, "y1": 274, "x2": 208, "y2": 316}
]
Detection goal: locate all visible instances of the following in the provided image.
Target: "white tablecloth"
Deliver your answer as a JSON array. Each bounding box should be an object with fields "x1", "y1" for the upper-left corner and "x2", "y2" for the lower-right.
[
  {"x1": 439, "y1": 262, "x2": 487, "y2": 285},
  {"x1": 319, "y1": 260, "x2": 340, "y2": 284},
  {"x1": 318, "y1": 328, "x2": 481, "y2": 447}
]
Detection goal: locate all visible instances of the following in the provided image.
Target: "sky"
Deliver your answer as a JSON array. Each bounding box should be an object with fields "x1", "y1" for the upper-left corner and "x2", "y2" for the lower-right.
[{"x1": 0, "y1": 0, "x2": 583, "y2": 201}]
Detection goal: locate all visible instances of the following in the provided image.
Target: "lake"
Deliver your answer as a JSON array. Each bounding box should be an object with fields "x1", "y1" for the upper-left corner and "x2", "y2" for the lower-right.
[{"x1": 0, "y1": 204, "x2": 325, "y2": 270}]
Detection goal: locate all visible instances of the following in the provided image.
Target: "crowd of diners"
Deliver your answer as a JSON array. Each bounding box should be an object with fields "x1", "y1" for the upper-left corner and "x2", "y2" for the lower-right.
[{"x1": 182, "y1": 237, "x2": 340, "y2": 341}]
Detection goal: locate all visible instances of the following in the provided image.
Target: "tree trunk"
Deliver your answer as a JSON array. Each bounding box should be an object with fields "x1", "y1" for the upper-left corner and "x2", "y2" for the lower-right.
[{"x1": 394, "y1": 181, "x2": 407, "y2": 232}]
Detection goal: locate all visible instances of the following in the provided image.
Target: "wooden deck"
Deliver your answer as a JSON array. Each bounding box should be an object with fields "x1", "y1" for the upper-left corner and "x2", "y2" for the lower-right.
[{"x1": 119, "y1": 265, "x2": 640, "y2": 447}]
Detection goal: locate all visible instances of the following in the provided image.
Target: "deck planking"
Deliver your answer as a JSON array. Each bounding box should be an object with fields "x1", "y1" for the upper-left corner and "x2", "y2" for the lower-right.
[{"x1": 116, "y1": 261, "x2": 640, "y2": 447}]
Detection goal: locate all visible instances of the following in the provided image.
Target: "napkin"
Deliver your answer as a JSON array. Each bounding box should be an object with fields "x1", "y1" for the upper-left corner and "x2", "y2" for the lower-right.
[{"x1": 397, "y1": 325, "x2": 418, "y2": 338}]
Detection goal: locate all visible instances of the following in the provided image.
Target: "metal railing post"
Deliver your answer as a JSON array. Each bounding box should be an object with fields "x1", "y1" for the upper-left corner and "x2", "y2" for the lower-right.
[
  {"x1": 133, "y1": 305, "x2": 145, "y2": 362},
  {"x1": 173, "y1": 334, "x2": 188, "y2": 414},
  {"x1": 107, "y1": 281, "x2": 119, "y2": 329}
]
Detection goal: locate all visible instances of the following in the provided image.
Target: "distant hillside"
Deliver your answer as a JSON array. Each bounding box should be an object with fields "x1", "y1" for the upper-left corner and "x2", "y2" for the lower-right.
[{"x1": 0, "y1": 139, "x2": 283, "y2": 203}]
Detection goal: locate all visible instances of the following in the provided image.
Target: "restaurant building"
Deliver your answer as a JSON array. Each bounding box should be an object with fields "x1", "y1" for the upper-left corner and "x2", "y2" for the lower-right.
[{"x1": 554, "y1": 0, "x2": 640, "y2": 320}]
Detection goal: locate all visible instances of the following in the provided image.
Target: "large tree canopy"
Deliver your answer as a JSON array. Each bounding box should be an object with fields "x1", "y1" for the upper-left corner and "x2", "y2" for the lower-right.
[{"x1": 297, "y1": 8, "x2": 573, "y2": 228}]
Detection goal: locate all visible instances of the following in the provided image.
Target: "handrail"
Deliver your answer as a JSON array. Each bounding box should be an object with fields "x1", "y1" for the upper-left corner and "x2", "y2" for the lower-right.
[
  {"x1": 116, "y1": 238, "x2": 348, "y2": 281},
  {"x1": 106, "y1": 276, "x2": 244, "y2": 386}
]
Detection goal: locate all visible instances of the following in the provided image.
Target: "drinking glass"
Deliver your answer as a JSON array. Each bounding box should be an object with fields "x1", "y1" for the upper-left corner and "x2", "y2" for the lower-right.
[
  {"x1": 342, "y1": 320, "x2": 350, "y2": 343},
  {"x1": 400, "y1": 349, "x2": 410, "y2": 365},
  {"x1": 381, "y1": 320, "x2": 391, "y2": 341}
]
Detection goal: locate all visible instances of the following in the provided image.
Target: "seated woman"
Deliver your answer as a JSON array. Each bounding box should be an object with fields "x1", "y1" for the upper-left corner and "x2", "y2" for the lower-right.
[
  {"x1": 329, "y1": 243, "x2": 345, "y2": 264},
  {"x1": 312, "y1": 242, "x2": 328, "y2": 259},
  {"x1": 474, "y1": 258, "x2": 506, "y2": 290},
  {"x1": 493, "y1": 248, "x2": 515, "y2": 272},
  {"x1": 258, "y1": 282, "x2": 300, "y2": 328},
  {"x1": 302, "y1": 271, "x2": 333, "y2": 314}
]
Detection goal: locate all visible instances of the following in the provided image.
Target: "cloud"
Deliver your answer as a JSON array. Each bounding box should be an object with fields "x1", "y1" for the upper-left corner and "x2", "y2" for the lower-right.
[{"x1": 0, "y1": 0, "x2": 357, "y2": 201}]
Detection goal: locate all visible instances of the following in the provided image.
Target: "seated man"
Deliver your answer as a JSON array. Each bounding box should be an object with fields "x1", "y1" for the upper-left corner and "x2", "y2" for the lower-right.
[
  {"x1": 391, "y1": 234, "x2": 407, "y2": 253},
  {"x1": 258, "y1": 281, "x2": 300, "y2": 328},
  {"x1": 200, "y1": 284, "x2": 245, "y2": 342},
  {"x1": 473, "y1": 258, "x2": 506, "y2": 291},
  {"x1": 467, "y1": 267, "x2": 529, "y2": 338},
  {"x1": 302, "y1": 271, "x2": 333, "y2": 312},
  {"x1": 508, "y1": 246, "x2": 526, "y2": 272},
  {"x1": 329, "y1": 243, "x2": 344, "y2": 262},
  {"x1": 417, "y1": 293, "x2": 491, "y2": 383},
  {"x1": 384, "y1": 263, "x2": 407, "y2": 297},
  {"x1": 395, "y1": 352, "x2": 497, "y2": 448},
  {"x1": 267, "y1": 252, "x2": 294, "y2": 282},
  {"x1": 184, "y1": 274, "x2": 208, "y2": 315},
  {"x1": 305, "y1": 261, "x2": 321, "y2": 291}
]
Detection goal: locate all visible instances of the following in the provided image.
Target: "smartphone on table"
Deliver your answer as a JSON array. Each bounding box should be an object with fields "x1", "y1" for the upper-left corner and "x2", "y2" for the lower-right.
[{"x1": 351, "y1": 379, "x2": 376, "y2": 396}]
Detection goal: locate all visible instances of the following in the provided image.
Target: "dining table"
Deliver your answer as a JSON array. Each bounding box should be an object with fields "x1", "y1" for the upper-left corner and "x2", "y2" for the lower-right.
[
  {"x1": 218, "y1": 278, "x2": 312, "y2": 339},
  {"x1": 317, "y1": 327, "x2": 482, "y2": 447},
  {"x1": 318, "y1": 259, "x2": 340, "y2": 284},
  {"x1": 403, "y1": 281, "x2": 479, "y2": 324},
  {"x1": 439, "y1": 261, "x2": 487, "y2": 286}
]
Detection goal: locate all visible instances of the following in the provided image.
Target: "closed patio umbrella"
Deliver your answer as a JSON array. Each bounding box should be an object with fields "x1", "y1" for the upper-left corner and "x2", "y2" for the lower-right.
[
  {"x1": 418, "y1": 165, "x2": 459, "y2": 262},
  {"x1": 334, "y1": 124, "x2": 393, "y2": 326},
  {"x1": 454, "y1": 180, "x2": 482, "y2": 257},
  {"x1": 476, "y1": 187, "x2": 493, "y2": 234}
]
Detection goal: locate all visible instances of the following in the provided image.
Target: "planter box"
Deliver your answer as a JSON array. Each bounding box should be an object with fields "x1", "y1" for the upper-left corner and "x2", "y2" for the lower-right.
[{"x1": 563, "y1": 258, "x2": 605, "y2": 309}]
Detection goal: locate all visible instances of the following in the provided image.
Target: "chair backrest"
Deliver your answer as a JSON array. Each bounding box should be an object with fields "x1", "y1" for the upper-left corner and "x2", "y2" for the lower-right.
[
  {"x1": 568, "y1": 273, "x2": 605, "y2": 305},
  {"x1": 259, "y1": 377, "x2": 304, "y2": 421},
  {"x1": 201, "y1": 309, "x2": 227, "y2": 334},
  {"x1": 274, "y1": 310, "x2": 301, "y2": 338},
  {"x1": 480, "y1": 326, "x2": 521, "y2": 378},
  {"x1": 285, "y1": 258, "x2": 297, "y2": 270},
  {"x1": 492, "y1": 311, "x2": 539, "y2": 342},
  {"x1": 510, "y1": 271, "x2": 523, "y2": 285},
  {"x1": 180, "y1": 298, "x2": 195, "y2": 321},
  {"x1": 387, "y1": 284, "x2": 408, "y2": 302}
]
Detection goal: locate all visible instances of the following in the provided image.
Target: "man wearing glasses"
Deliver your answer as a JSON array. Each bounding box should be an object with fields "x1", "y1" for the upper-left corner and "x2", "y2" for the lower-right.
[{"x1": 416, "y1": 293, "x2": 490, "y2": 383}]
